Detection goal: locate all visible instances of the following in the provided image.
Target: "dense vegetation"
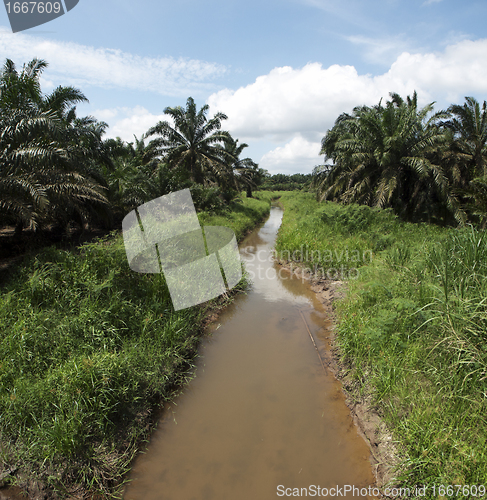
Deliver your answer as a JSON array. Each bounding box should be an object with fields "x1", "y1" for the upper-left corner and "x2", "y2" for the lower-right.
[
  {"x1": 259, "y1": 172, "x2": 312, "y2": 191},
  {"x1": 0, "y1": 58, "x2": 112, "y2": 236},
  {"x1": 276, "y1": 192, "x2": 487, "y2": 494},
  {"x1": 314, "y1": 92, "x2": 487, "y2": 226}
]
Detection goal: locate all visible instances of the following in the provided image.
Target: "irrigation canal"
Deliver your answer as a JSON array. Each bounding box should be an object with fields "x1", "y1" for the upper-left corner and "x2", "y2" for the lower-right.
[{"x1": 123, "y1": 205, "x2": 376, "y2": 499}]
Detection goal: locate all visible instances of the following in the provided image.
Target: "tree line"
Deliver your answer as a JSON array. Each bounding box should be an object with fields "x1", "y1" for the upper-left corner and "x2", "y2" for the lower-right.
[
  {"x1": 259, "y1": 172, "x2": 312, "y2": 191},
  {"x1": 0, "y1": 58, "x2": 264, "y2": 237},
  {"x1": 314, "y1": 92, "x2": 487, "y2": 226},
  {"x1": 4, "y1": 58, "x2": 486, "y2": 236}
]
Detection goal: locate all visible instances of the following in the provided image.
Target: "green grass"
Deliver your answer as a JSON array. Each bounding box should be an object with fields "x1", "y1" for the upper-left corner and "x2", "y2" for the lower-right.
[
  {"x1": 276, "y1": 192, "x2": 487, "y2": 496},
  {"x1": 274, "y1": 191, "x2": 440, "y2": 277},
  {"x1": 0, "y1": 196, "x2": 270, "y2": 497},
  {"x1": 251, "y1": 190, "x2": 284, "y2": 204},
  {"x1": 197, "y1": 194, "x2": 271, "y2": 240}
]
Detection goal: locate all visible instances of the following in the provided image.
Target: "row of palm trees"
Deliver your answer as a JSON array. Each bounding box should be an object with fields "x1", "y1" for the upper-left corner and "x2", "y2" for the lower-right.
[
  {"x1": 5, "y1": 58, "x2": 483, "y2": 233},
  {"x1": 101, "y1": 97, "x2": 263, "y2": 218},
  {"x1": 314, "y1": 92, "x2": 487, "y2": 226},
  {"x1": 0, "y1": 58, "x2": 262, "y2": 236}
]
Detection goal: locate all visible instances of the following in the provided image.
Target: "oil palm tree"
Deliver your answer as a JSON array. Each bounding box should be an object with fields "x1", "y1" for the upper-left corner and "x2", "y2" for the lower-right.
[
  {"x1": 102, "y1": 135, "x2": 164, "y2": 215},
  {"x1": 443, "y1": 97, "x2": 487, "y2": 225},
  {"x1": 0, "y1": 106, "x2": 66, "y2": 231},
  {"x1": 315, "y1": 92, "x2": 459, "y2": 222},
  {"x1": 315, "y1": 103, "x2": 383, "y2": 206},
  {"x1": 0, "y1": 58, "x2": 109, "y2": 232},
  {"x1": 144, "y1": 97, "x2": 234, "y2": 188},
  {"x1": 0, "y1": 108, "x2": 109, "y2": 232},
  {"x1": 220, "y1": 137, "x2": 258, "y2": 197},
  {"x1": 0, "y1": 58, "x2": 46, "y2": 112},
  {"x1": 446, "y1": 97, "x2": 487, "y2": 182}
]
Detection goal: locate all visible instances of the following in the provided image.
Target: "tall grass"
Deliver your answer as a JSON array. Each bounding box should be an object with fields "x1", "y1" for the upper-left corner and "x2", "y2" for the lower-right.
[
  {"x1": 0, "y1": 196, "x2": 270, "y2": 497},
  {"x1": 274, "y1": 192, "x2": 440, "y2": 277},
  {"x1": 276, "y1": 192, "x2": 487, "y2": 495},
  {"x1": 1, "y1": 236, "x2": 194, "y2": 495},
  {"x1": 198, "y1": 195, "x2": 270, "y2": 240},
  {"x1": 251, "y1": 190, "x2": 284, "y2": 204},
  {"x1": 423, "y1": 227, "x2": 487, "y2": 392}
]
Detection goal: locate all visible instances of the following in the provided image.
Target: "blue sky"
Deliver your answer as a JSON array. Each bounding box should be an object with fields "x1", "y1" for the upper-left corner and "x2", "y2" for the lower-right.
[{"x1": 1, "y1": 0, "x2": 487, "y2": 174}]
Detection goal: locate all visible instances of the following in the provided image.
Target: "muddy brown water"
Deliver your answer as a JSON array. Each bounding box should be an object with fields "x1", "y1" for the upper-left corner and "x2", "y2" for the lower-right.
[{"x1": 123, "y1": 206, "x2": 376, "y2": 500}]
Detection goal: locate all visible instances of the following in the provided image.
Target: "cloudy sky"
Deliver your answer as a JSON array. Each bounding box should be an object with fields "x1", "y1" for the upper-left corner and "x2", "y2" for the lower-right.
[{"x1": 1, "y1": 0, "x2": 487, "y2": 174}]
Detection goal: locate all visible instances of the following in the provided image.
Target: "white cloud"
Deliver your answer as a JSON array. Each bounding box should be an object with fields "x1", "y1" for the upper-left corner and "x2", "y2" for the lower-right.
[
  {"x1": 383, "y1": 40, "x2": 487, "y2": 102},
  {"x1": 207, "y1": 62, "x2": 409, "y2": 141},
  {"x1": 93, "y1": 108, "x2": 120, "y2": 122},
  {"x1": 94, "y1": 106, "x2": 167, "y2": 142},
  {"x1": 0, "y1": 29, "x2": 227, "y2": 96},
  {"x1": 260, "y1": 136, "x2": 322, "y2": 175},
  {"x1": 208, "y1": 39, "x2": 487, "y2": 174}
]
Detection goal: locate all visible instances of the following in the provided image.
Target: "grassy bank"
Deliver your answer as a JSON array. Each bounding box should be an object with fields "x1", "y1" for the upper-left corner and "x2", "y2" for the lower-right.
[
  {"x1": 252, "y1": 190, "x2": 284, "y2": 204},
  {"x1": 276, "y1": 192, "x2": 487, "y2": 495},
  {"x1": 0, "y1": 195, "x2": 270, "y2": 498}
]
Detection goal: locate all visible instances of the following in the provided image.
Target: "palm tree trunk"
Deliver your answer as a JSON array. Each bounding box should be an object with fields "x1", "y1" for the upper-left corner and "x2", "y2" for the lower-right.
[{"x1": 14, "y1": 220, "x2": 24, "y2": 239}]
